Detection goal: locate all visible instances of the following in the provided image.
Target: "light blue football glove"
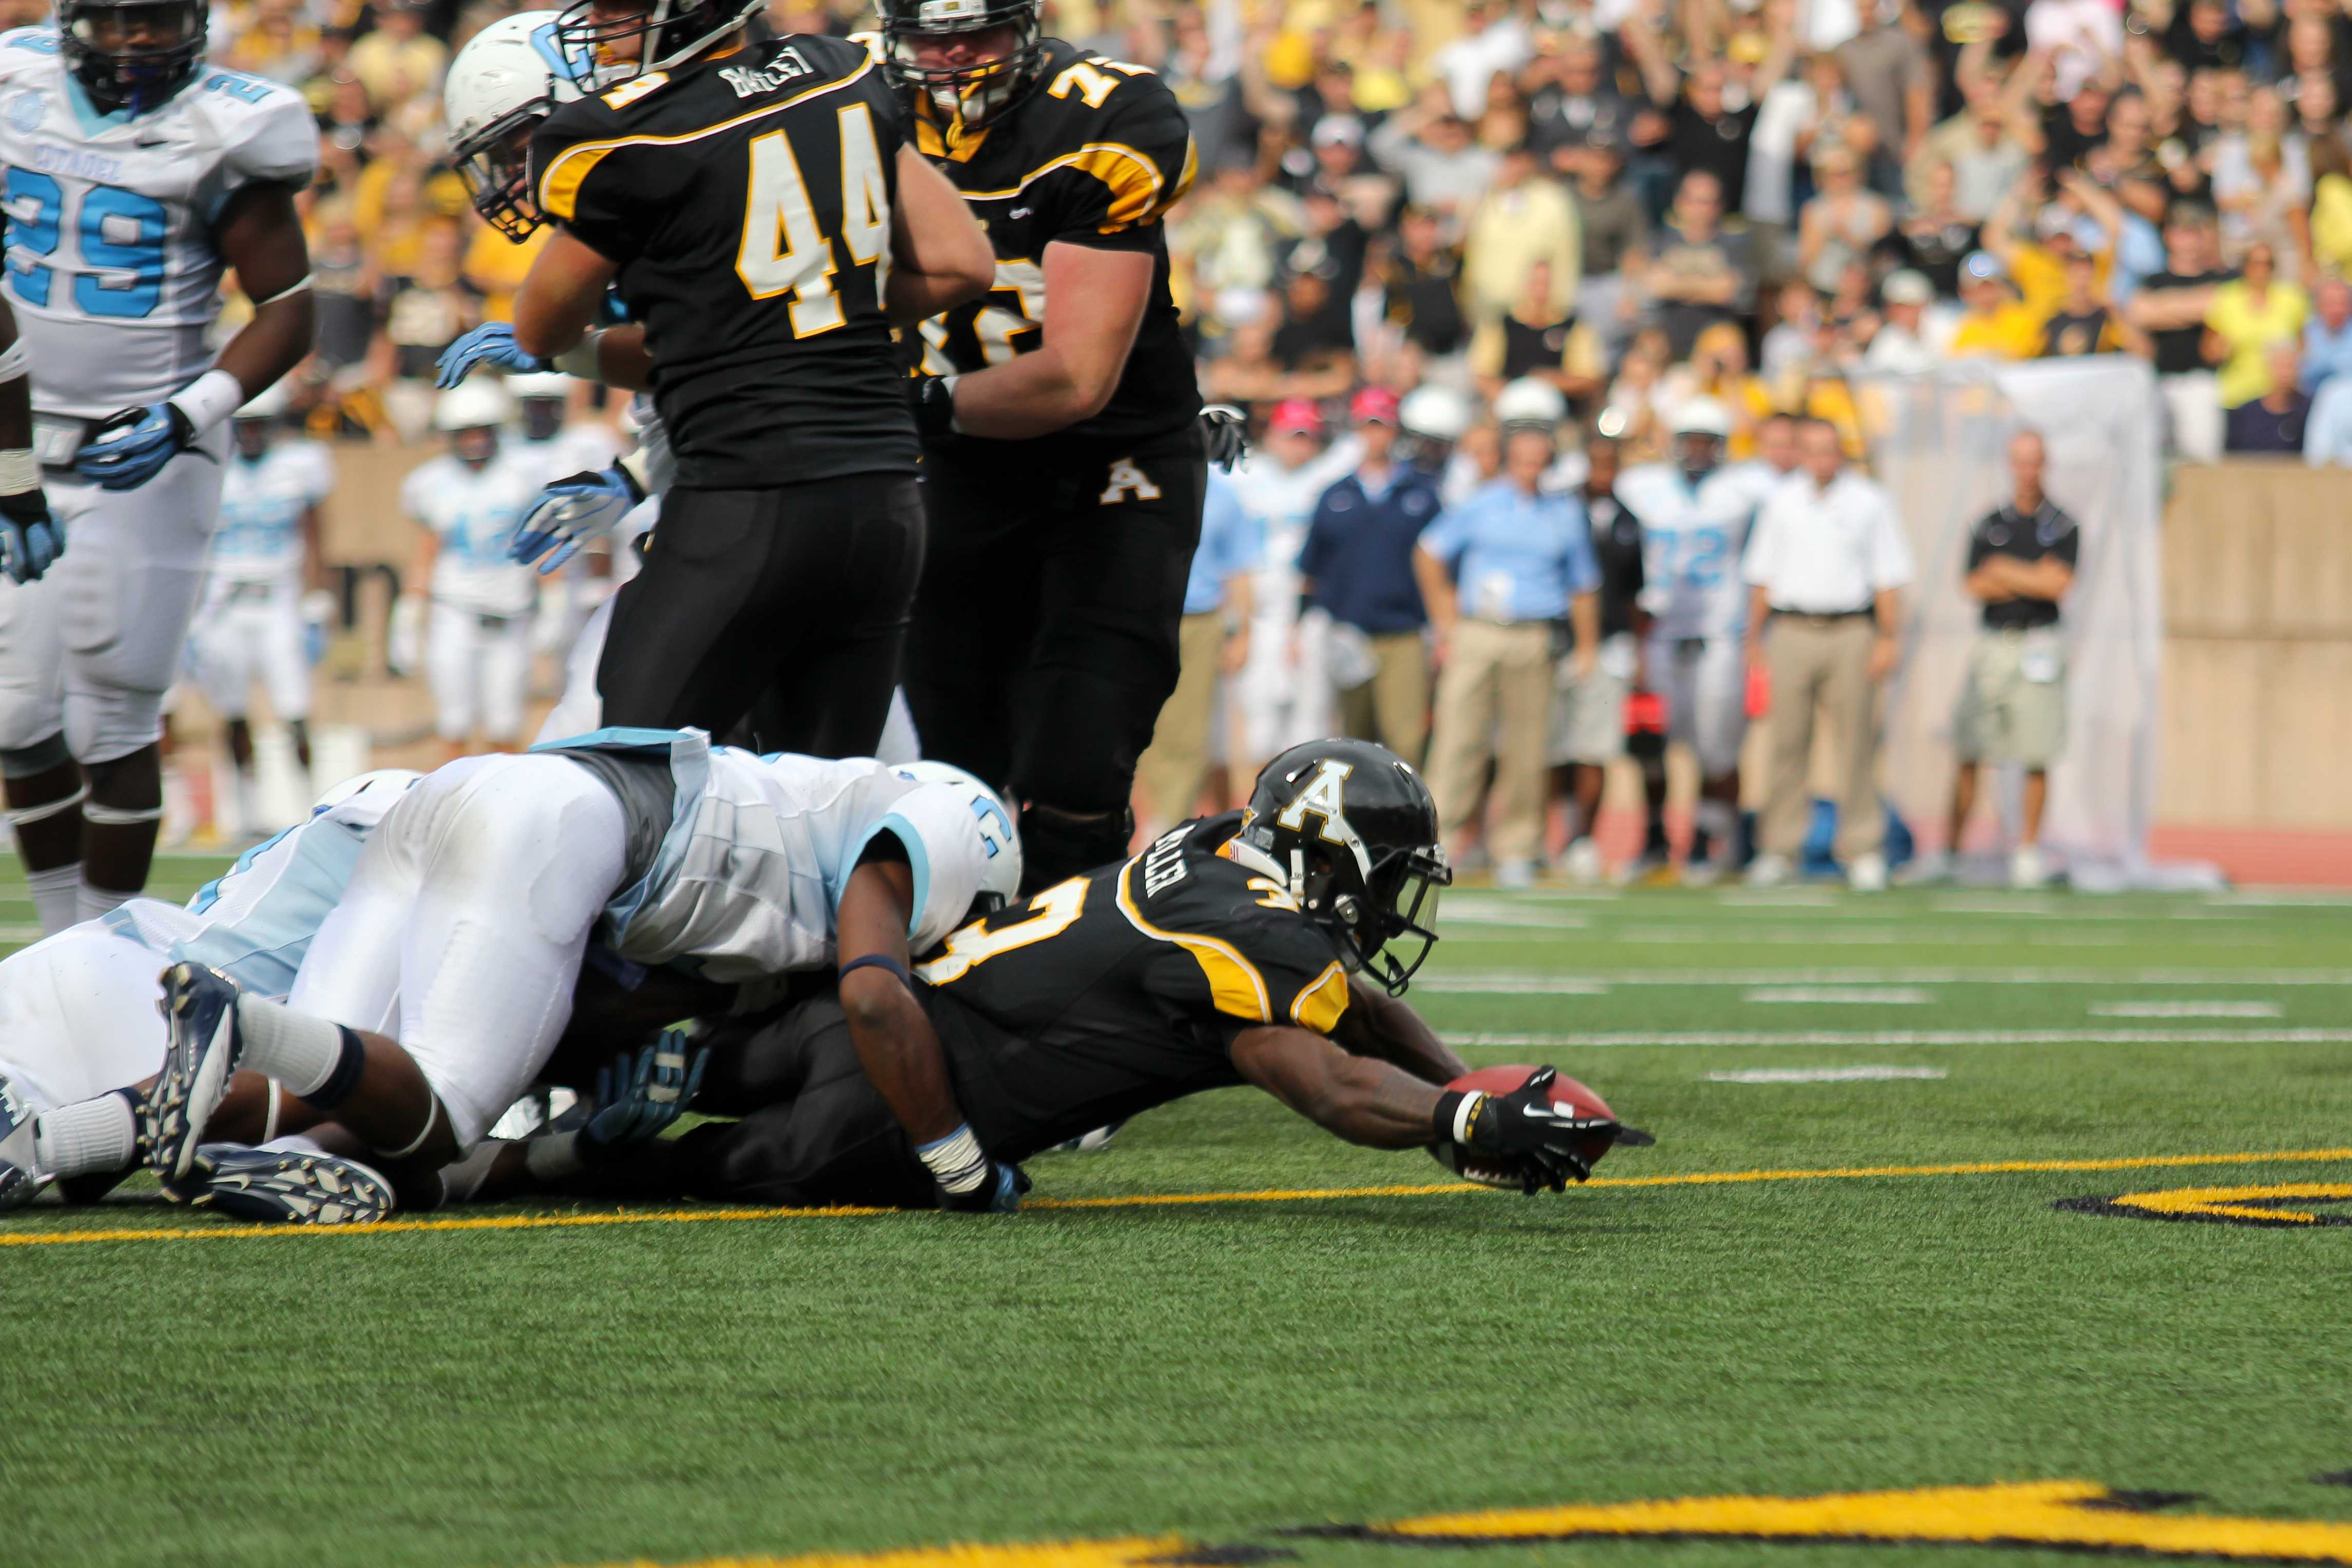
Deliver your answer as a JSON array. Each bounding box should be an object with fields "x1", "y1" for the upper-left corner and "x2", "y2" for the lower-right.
[
  {"x1": 576, "y1": 1031, "x2": 708, "y2": 1162},
  {"x1": 435, "y1": 322, "x2": 548, "y2": 389},
  {"x1": 510, "y1": 462, "x2": 645, "y2": 574},
  {"x1": 73, "y1": 402, "x2": 199, "y2": 491},
  {"x1": 0, "y1": 489, "x2": 61, "y2": 585}
]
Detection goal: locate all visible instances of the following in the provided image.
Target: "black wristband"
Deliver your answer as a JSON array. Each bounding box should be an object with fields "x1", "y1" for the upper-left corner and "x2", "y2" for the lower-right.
[{"x1": 839, "y1": 952, "x2": 916, "y2": 990}]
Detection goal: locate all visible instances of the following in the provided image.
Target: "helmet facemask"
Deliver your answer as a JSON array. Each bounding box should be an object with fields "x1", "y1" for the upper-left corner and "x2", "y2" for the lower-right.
[
  {"x1": 1307, "y1": 841, "x2": 1449, "y2": 996},
  {"x1": 881, "y1": 0, "x2": 1047, "y2": 141},
  {"x1": 62, "y1": 0, "x2": 206, "y2": 114},
  {"x1": 455, "y1": 113, "x2": 548, "y2": 241}
]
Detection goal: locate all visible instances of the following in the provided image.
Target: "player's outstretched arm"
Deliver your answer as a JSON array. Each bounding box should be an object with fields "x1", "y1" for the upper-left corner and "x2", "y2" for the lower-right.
[
  {"x1": 837, "y1": 856, "x2": 1021, "y2": 1212},
  {"x1": 885, "y1": 145, "x2": 995, "y2": 328},
  {"x1": 513, "y1": 232, "x2": 623, "y2": 364},
  {"x1": 1329, "y1": 980, "x2": 1469, "y2": 1087},
  {"x1": 1230, "y1": 1025, "x2": 1445, "y2": 1149}
]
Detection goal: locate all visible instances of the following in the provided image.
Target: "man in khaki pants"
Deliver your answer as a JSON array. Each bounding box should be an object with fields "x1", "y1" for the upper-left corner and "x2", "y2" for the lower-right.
[
  {"x1": 1740, "y1": 419, "x2": 1914, "y2": 892},
  {"x1": 1910, "y1": 428, "x2": 2078, "y2": 889},
  {"x1": 1415, "y1": 426, "x2": 1602, "y2": 889},
  {"x1": 1135, "y1": 468, "x2": 1257, "y2": 836}
]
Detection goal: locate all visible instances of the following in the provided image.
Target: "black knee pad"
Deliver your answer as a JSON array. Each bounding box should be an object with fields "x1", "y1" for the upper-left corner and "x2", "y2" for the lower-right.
[{"x1": 1018, "y1": 802, "x2": 1133, "y2": 894}]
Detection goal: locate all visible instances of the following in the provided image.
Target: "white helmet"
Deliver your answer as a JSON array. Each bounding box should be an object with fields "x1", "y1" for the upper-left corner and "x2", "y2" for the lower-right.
[
  {"x1": 506, "y1": 371, "x2": 573, "y2": 401},
  {"x1": 313, "y1": 768, "x2": 423, "y2": 812},
  {"x1": 445, "y1": 12, "x2": 590, "y2": 239},
  {"x1": 893, "y1": 760, "x2": 1024, "y2": 915},
  {"x1": 1493, "y1": 377, "x2": 1568, "y2": 430},
  {"x1": 434, "y1": 380, "x2": 516, "y2": 433},
  {"x1": 1670, "y1": 398, "x2": 1733, "y2": 439},
  {"x1": 1398, "y1": 384, "x2": 1472, "y2": 443}
]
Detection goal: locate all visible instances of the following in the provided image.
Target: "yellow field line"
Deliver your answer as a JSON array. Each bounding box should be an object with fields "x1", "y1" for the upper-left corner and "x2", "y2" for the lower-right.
[{"x1": 3, "y1": 1146, "x2": 2346, "y2": 1248}]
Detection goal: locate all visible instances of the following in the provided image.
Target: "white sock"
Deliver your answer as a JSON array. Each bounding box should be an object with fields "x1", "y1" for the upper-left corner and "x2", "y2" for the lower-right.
[
  {"x1": 27, "y1": 863, "x2": 79, "y2": 936},
  {"x1": 438, "y1": 1140, "x2": 504, "y2": 1204},
  {"x1": 235, "y1": 995, "x2": 349, "y2": 1099},
  {"x1": 75, "y1": 878, "x2": 135, "y2": 925},
  {"x1": 32, "y1": 1093, "x2": 137, "y2": 1179}
]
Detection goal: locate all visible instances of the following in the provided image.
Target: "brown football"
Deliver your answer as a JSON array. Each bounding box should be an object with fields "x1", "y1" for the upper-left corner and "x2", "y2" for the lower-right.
[{"x1": 1431, "y1": 1064, "x2": 1623, "y2": 1188}]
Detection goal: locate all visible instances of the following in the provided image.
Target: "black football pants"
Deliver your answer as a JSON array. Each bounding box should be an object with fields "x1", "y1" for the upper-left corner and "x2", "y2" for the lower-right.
[
  {"x1": 595, "y1": 473, "x2": 923, "y2": 757},
  {"x1": 903, "y1": 429, "x2": 1204, "y2": 889}
]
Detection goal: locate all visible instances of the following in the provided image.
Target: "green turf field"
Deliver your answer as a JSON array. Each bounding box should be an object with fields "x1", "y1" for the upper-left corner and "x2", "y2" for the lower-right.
[{"x1": 5, "y1": 861, "x2": 2350, "y2": 1568}]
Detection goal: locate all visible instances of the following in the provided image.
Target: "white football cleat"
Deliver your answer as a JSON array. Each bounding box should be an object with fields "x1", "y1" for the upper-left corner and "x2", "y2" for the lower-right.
[
  {"x1": 1743, "y1": 852, "x2": 1792, "y2": 887},
  {"x1": 1494, "y1": 858, "x2": 1538, "y2": 891},
  {"x1": 2010, "y1": 843, "x2": 2049, "y2": 889},
  {"x1": 1560, "y1": 837, "x2": 1605, "y2": 885},
  {"x1": 145, "y1": 963, "x2": 247, "y2": 1193},
  {"x1": 1847, "y1": 851, "x2": 1888, "y2": 893},
  {"x1": 1898, "y1": 850, "x2": 1954, "y2": 886},
  {"x1": 195, "y1": 1145, "x2": 395, "y2": 1226},
  {"x1": 0, "y1": 1072, "x2": 48, "y2": 1213}
]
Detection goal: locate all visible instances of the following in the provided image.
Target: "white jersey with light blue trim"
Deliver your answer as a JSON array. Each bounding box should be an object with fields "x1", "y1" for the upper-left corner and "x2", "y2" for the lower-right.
[
  {"x1": 209, "y1": 439, "x2": 332, "y2": 587},
  {"x1": 402, "y1": 446, "x2": 543, "y2": 617},
  {"x1": 539, "y1": 728, "x2": 1006, "y2": 983},
  {"x1": 1617, "y1": 460, "x2": 1776, "y2": 641},
  {"x1": 97, "y1": 779, "x2": 414, "y2": 999},
  {"x1": 0, "y1": 30, "x2": 319, "y2": 418}
]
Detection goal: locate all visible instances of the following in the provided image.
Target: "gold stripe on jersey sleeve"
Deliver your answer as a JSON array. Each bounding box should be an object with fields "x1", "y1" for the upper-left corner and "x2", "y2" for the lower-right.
[
  {"x1": 1290, "y1": 961, "x2": 1351, "y2": 1035},
  {"x1": 1115, "y1": 859, "x2": 1272, "y2": 1023},
  {"x1": 537, "y1": 54, "x2": 880, "y2": 226},
  {"x1": 958, "y1": 138, "x2": 1190, "y2": 231}
]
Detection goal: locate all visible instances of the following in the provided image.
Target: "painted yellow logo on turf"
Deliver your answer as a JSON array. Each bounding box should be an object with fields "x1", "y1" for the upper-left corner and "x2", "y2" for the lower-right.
[{"x1": 579, "y1": 1482, "x2": 2352, "y2": 1566}]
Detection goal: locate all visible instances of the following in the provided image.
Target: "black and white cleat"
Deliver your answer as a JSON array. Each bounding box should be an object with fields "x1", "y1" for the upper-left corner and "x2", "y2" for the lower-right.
[
  {"x1": 144, "y1": 964, "x2": 248, "y2": 1194},
  {"x1": 195, "y1": 1145, "x2": 395, "y2": 1226},
  {"x1": 0, "y1": 1071, "x2": 49, "y2": 1212}
]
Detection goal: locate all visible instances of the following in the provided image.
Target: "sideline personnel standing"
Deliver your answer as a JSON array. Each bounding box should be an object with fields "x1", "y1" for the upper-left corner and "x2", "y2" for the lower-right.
[
  {"x1": 1416, "y1": 425, "x2": 1602, "y2": 889},
  {"x1": 514, "y1": 0, "x2": 994, "y2": 751},
  {"x1": 1299, "y1": 387, "x2": 1442, "y2": 768},
  {"x1": 1913, "y1": 429, "x2": 2076, "y2": 889},
  {"x1": 1551, "y1": 433, "x2": 1645, "y2": 884},
  {"x1": 1740, "y1": 419, "x2": 1913, "y2": 892}
]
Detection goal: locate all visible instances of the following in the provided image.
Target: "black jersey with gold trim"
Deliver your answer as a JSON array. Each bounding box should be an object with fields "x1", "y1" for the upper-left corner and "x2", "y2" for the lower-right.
[
  {"x1": 529, "y1": 35, "x2": 917, "y2": 490},
  {"x1": 914, "y1": 811, "x2": 1351, "y2": 1159},
  {"x1": 911, "y1": 37, "x2": 1201, "y2": 449}
]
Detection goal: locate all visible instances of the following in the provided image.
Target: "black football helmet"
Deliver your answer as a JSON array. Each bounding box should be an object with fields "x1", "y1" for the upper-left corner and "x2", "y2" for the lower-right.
[
  {"x1": 1237, "y1": 739, "x2": 1450, "y2": 996},
  {"x1": 553, "y1": 0, "x2": 764, "y2": 84},
  {"x1": 877, "y1": 0, "x2": 1048, "y2": 138},
  {"x1": 60, "y1": 0, "x2": 207, "y2": 114}
]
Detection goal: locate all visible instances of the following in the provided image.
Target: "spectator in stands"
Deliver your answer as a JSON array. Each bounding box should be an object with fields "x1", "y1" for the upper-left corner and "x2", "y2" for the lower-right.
[
  {"x1": 1913, "y1": 428, "x2": 2077, "y2": 890},
  {"x1": 1839, "y1": 4, "x2": 1935, "y2": 168},
  {"x1": 2204, "y1": 241, "x2": 2310, "y2": 408},
  {"x1": 2225, "y1": 342, "x2": 2315, "y2": 453},
  {"x1": 1135, "y1": 470, "x2": 1256, "y2": 838},
  {"x1": 1896, "y1": 159, "x2": 1983, "y2": 296},
  {"x1": 1380, "y1": 205, "x2": 1470, "y2": 362},
  {"x1": 1267, "y1": 263, "x2": 1358, "y2": 401},
  {"x1": 1567, "y1": 129, "x2": 1648, "y2": 359},
  {"x1": 1908, "y1": 69, "x2": 2038, "y2": 223},
  {"x1": 1434, "y1": 0, "x2": 1532, "y2": 121},
  {"x1": 1527, "y1": 38, "x2": 1639, "y2": 179},
  {"x1": 1742, "y1": 419, "x2": 1914, "y2": 893},
  {"x1": 1416, "y1": 425, "x2": 1602, "y2": 889},
  {"x1": 2211, "y1": 90, "x2": 2312, "y2": 278},
  {"x1": 1368, "y1": 87, "x2": 1500, "y2": 220},
  {"x1": 1797, "y1": 145, "x2": 1893, "y2": 294},
  {"x1": 1861, "y1": 268, "x2": 1944, "y2": 372},
  {"x1": 2299, "y1": 276, "x2": 2352, "y2": 393},
  {"x1": 1465, "y1": 142, "x2": 1582, "y2": 322},
  {"x1": 2302, "y1": 370, "x2": 2352, "y2": 464},
  {"x1": 1470, "y1": 259, "x2": 1607, "y2": 410},
  {"x1": 2129, "y1": 202, "x2": 2233, "y2": 460},
  {"x1": 2310, "y1": 138, "x2": 2352, "y2": 277},
  {"x1": 2037, "y1": 248, "x2": 2144, "y2": 356},
  {"x1": 1948, "y1": 249, "x2": 2043, "y2": 359},
  {"x1": 347, "y1": 0, "x2": 445, "y2": 112},
  {"x1": 1646, "y1": 170, "x2": 1757, "y2": 358},
  {"x1": 1299, "y1": 388, "x2": 1441, "y2": 768}
]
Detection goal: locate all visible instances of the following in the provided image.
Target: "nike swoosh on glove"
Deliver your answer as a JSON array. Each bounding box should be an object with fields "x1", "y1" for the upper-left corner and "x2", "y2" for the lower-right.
[
  {"x1": 0, "y1": 488, "x2": 61, "y2": 584},
  {"x1": 510, "y1": 463, "x2": 646, "y2": 573},
  {"x1": 435, "y1": 322, "x2": 548, "y2": 389},
  {"x1": 73, "y1": 403, "x2": 199, "y2": 491}
]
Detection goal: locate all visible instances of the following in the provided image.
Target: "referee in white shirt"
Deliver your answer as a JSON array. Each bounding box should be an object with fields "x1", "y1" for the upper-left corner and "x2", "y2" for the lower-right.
[{"x1": 1739, "y1": 420, "x2": 1915, "y2": 891}]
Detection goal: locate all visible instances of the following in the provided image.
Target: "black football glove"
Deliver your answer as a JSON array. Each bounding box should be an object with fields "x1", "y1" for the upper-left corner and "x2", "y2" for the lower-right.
[
  {"x1": 1199, "y1": 403, "x2": 1248, "y2": 471},
  {"x1": 1441, "y1": 1067, "x2": 1622, "y2": 1194},
  {"x1": 910, "y1": 374, "x2": 960, "y2": 444},
  {"x1": 937, "y1": 1159, "x2": 1029, "y2": 1214}
]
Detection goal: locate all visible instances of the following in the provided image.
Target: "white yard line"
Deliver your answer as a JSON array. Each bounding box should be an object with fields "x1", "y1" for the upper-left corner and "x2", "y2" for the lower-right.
[
  {"x1": 1743, "y1": 987, "x2": 1934, "y2": 1004},
  {"x1": 1420, "y1": 969, "x2": 2352, "y2": 991},
  {"x1": 1445, "y1": 1028, "x2": 2352, "y2": 1049},
  {"x1": 1708, "y1": 1065, "x2": 1952, "y2": 1083},
  {"x1": 2088, "y1": 1000, "x2": 2286, "y2": 1018}
]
